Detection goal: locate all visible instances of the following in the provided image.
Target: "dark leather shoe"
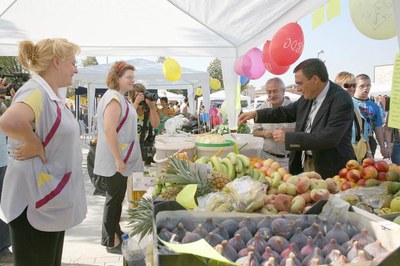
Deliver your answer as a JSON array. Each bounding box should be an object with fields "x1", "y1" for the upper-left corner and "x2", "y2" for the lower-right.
[{"x1": 106, "y1": 242, "x2": 122, "y2": 255}]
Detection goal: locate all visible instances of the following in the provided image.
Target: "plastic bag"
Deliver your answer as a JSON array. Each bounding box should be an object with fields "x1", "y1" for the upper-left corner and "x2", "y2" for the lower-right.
[
  {"x1": 164, "y1": 115, "x2": 188, "y2": 134},
  {"x1": 224, "y1": 176, "x2": 267, "y2": 212},
  {"x1": 196, "y1": 191, "x2": 234, "y2": 212}
]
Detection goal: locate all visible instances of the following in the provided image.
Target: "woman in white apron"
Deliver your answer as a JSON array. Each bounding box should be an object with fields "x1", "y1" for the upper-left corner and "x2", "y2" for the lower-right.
[
  {"x1": 94, "y1": 61, "x2": 143, "y2": 253},
  {"x1": 0, "y1": 38, "x2": 87, "y2": 266}
]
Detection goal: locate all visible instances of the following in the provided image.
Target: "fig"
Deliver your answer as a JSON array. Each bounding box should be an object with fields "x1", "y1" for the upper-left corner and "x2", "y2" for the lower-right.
[
  {"x1": 205, "y1": 232, "x2": 224, "y2": 247},
  {"x1": 267, "y1": 236, "x2": 289, "y2": 254},
  {"x1": 219, "y1": 218, "x2": 239, "y2": 237},
  {"x1": 280, "y1": 242, "x2": 303, "y2": 262},
  {"x1": 236, "y1": 251, "x2": 261, "y2": 266},
  {"x1": 326, "y1": 222, "x2": 349, "y2": 245},
  {"x1": 171, "y1": 222, "x2": 187, "y2": 242},
  {"x1": 157, "y1": 217, "x2": 176, "y2": 232},
  {"x1": 211, "y1": 225, "x2": 229, "y2": 240},
  {"x1": 271, "y1": 217, "x2": 295, "y2": 239},
  {"x1": 257, "y1": 216, "x2": 273, "y2": 229},
  {"x1": 294, "y1": 215, "x2": 315, "y2": 230},
  {"x1": 312, "y1": 232, "x2": 328, "y2": 250},
  {"x1": 181, "y1": 231, "x2": 201, "y2": 244},
  {"x1": 261, "y1": 246, "x2": 280, "y2": 263},
  {"x1": 239, "y1": 217, "x2": 258, "y2": 235},
  {"x1": 342, "y1": 221, "x2": 358, "y2": 239},
  {"x1": 322, "y1": 239, "x2": 346, "y2": 257},
  {"x1": 300, "y1": 236, "x2": 315, "y2": 257},
  {"x1": 262, "y1": 257, "x2": 277, "y2": 266},
  {"x1": 346, "y1": 241, "x2": 364, "y2": 262},
  {"x1": 279, "y1": 252, "x2": 301, "y2": 266},
  {"x1": 351, "y1": 228, "x2": 374, "y2": 248},
  {"x1": 228, "y1": 233, "x2": 246, "y2": 252},
  {"x1": 202, "y1": 217, "x2": 216, "y2": 232},
  {"x1": 192, "y1": 224, "x2": 208, "y2": 238},
  {"x1": 350, "y1": 250, "x2": 370, "y2": 263},
  {"x1": 302, "y1": 247, "x2": 325, "y2": 266},
  {"x1": 158, "y1": 228, "x2": 173, "y2": 242},
  {"x1": 238, "y1": 245, "x2": 262, "y2": 264},
  {"x1": 247, "y1": 233, "x2": 267, "y2": 254},
  {"x1": 325, "y1": 249, "x2": 343, "y2": 264},
  {"x1": 303, "y1": 223, "x2": 321, "y2": 238},
  {"x1": 257, "y1": 227, "x2": 272, "y2": 241},
  {"x1": 364, "y1": 240, "x2": 387, "y2": 257},
  {"x1": 180, "y1": 215, "x2": 196, "y2": 231},
  {"x1": 289, "y1": 227, "x2": 308, "y2": 248},
  {"x1": 235, "y1": 226, "x2": 253, "y2": 244},
  {"x1": 220, "y1": 239, "x2": 239, "y2": 262}
]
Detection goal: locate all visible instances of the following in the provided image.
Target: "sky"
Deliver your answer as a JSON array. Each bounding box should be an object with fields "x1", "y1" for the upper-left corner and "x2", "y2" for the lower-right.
[{"x1": 90, "y1": 0, "x2": 398, "y2": 91}]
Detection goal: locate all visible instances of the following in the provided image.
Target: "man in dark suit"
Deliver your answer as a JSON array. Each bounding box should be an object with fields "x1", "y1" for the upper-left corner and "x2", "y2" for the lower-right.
[{"x1": 239, "y1": 58, "x2": 355, "y2": 179}]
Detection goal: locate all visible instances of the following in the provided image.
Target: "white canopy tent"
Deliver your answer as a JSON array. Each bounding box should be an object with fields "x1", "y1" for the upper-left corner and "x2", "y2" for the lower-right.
[
  {"x1": 158, "y1": 90, "x2": 185, "y2": 102},
  {"x1": 197, "y1": 90, "x2": 251, "y2": 110},
  {"x1": 0, "y1": 0, "x2": 343, "y2": 128},
  {"x1": 253, "y1": 92, "x2": 302, "y2": 109},
  {"x1": 73, "y1": 58, "x2": 209, "y2": 132}
]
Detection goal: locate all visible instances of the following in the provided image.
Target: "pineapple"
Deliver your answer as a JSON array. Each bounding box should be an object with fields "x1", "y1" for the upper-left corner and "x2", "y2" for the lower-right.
[
  {"x1": 127, "y1": 196, "x2": 154, "y2": 241},
  {"x1": 160, "y1": 186, "x2": 183, "y2": 200},
  {"x1": 210, "y1": 172, "x2": 231, "y2": 192},
  {"x1": 162, "y1": 156, "x2": 212, "y2": 197}
]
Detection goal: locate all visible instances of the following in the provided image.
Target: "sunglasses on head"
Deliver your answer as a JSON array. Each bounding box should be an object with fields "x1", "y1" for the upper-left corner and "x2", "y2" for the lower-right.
[{"x1": 343, "y1": 83, "x2": 356, "y2": 89}]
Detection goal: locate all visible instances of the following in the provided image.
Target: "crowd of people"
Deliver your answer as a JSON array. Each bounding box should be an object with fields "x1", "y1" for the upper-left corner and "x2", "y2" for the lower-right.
[{"x1": 0, "y1": 38, "x2": 399, "y2": 266}]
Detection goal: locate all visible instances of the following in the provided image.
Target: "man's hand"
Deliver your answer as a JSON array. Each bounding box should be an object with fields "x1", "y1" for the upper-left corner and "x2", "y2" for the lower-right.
[
  {"x1": 272, "y1": 128, "x2": 286, "y2": 144},
  {"x1": 238, "y1": 111, "x2": 257, "y2": 125}
]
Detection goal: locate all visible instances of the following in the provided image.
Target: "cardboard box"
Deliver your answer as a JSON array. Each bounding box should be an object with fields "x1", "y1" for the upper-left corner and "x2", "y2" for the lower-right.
[{"x1": 153, "y1": 200, "x2": 400, "y2": 266}]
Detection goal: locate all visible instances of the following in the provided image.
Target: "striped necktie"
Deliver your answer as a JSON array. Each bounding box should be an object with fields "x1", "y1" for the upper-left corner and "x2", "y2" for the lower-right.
[{"x1": 302, "y1": 99, "x2": 318, "y2": 167}]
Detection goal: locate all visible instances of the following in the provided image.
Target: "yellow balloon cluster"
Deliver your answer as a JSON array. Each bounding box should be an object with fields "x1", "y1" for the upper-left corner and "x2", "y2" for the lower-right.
[
  {"x1": 163, "y1": 58, "x2": 182, "y2": 81},
  {"x1": 210, "y1": 78, "x2": 221, "y2": 90},
  {"x1": 195, "y1": 87, "x2": 203, "y2": 96},
  {"x1": 349, "y1": 0, "x2": 397, "y2": 40}
]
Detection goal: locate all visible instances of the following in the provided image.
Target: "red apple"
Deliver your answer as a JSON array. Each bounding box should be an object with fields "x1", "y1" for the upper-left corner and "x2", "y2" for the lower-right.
[
  {"x1": 357, "y1": 178, "x2": 367, "y2": 186},
  {"x1": 362, "y1": 157, "x2": 375, "y2": 168},
  {"x1": 339, "y1": 168, "x2": 349, "y2": 179},
  {"x1": 374, "y1": 160, "x2": 389, "y2": 173},
  {"x1": 361, "y1": 165, "x2": 378, "y2": 179},
  {"x1": 341, "y1": 181, "x2": 356, "y2": 191},
  {"x1": 377, "y1": 172, "x2": 387, "y2": 182},
  {"x1": 346, "y1": 169, "x2": 361, "y2": 182},
  {"x1": 346, "y1": 159, "x2": 360, "y2": 170}
]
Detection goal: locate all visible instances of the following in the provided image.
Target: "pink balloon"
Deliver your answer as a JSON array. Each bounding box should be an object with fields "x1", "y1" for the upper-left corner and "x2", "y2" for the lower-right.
[
  {"x1": 209, "y1": 107, "x2": 218, "y2": 117},
  {"x1": 243, "y1": 48, "x2": 266, "y2": 80},
  {"x1": 270, "y1": 22, "x2": 304, "y2": 66},
  {"x1": 234, "y1": 55, "x2": 251, "y2": 76},
  {"x1": 262, "y1": 41, "x2": 290, "y2": 75}
]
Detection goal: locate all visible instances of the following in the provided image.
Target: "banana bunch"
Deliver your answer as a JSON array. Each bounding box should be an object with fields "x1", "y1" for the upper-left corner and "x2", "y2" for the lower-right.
[{"x1": 195, "y1": 152, "x2": 258, "y2": 180}]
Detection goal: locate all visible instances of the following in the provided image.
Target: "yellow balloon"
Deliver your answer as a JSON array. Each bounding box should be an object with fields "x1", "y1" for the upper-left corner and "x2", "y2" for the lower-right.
[
  {"x1": 349, "y1": 0, "x2": 397, "y2": 40},
  {"x1": 210, "y1": 78, "x2": 221, "y2": 90},
  {"x1": 195, "y1": 87, "x2": 203, "y2": 96},
  {"x1": 163, "y1": 58, "x2": 182, "y2": 81}
]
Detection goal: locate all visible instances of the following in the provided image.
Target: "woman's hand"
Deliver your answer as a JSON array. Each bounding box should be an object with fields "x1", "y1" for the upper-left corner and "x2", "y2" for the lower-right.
[
  {"x1": 145, "y1": 99, "x2": 157, "y2": 110},
  {"x1": 115, "y1": 158, "x2": 126, "y2": 174},
  {"x1": 14, "y1": 137, "x2": 47, "y2": 163},
  {"x1": 133, "y1": 93, "x2": 144, "y2": 109}
]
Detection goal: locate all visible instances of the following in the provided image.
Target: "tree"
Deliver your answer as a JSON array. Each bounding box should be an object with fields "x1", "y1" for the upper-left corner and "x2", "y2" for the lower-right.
[
  {"x1": 207, "y1": 58, "x2": 224, "y2": 90},
  {"x1": 157, "y1": 56, "x2": 166, "y2": 63},
  {"x1": 0, "y1": 56, "x2": 24, "y2": 75},
  {"x1": 81, "y1": 56, "x2": 98, "y2": 67}
]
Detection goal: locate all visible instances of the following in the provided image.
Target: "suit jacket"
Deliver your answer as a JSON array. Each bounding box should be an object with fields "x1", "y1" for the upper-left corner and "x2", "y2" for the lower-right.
[{"x1": 256, "y1": 81, "x2": 356, "y2": 179}]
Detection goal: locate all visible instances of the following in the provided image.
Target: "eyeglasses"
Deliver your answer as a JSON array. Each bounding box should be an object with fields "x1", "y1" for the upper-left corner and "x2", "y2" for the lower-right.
[{"x1": 343, "y1": 83, "x2": 356, "y2": 89}]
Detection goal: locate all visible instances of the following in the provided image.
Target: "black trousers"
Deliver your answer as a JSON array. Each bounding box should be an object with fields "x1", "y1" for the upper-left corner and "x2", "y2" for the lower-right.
[
  {"x1": 9, "y1": 208, "x2": 64, "y2": 266},
  {"x1": 101, "y1": 172, "x2": 127, "y2": 247},
  {"x1": 369, "y1": 136, "x2": 378, "y2": 158}
]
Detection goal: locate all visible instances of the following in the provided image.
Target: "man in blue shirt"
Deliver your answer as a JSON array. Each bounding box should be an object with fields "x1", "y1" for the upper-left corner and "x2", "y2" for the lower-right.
[{"x1": 353, "y1": 74, "x2": 388, "y2": 158}]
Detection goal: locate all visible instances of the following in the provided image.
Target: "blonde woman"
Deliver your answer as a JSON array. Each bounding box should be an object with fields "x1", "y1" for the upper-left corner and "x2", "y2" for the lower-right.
[
  {"x1": 0, "y1": 38, "x2": 87, "y2": 265},
  {"x1": 335, "y1": 71, "x2": 372, "y2": 160},
  {"x1": 94, "y1": 61, "x2": 143, "y2": 254}
]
